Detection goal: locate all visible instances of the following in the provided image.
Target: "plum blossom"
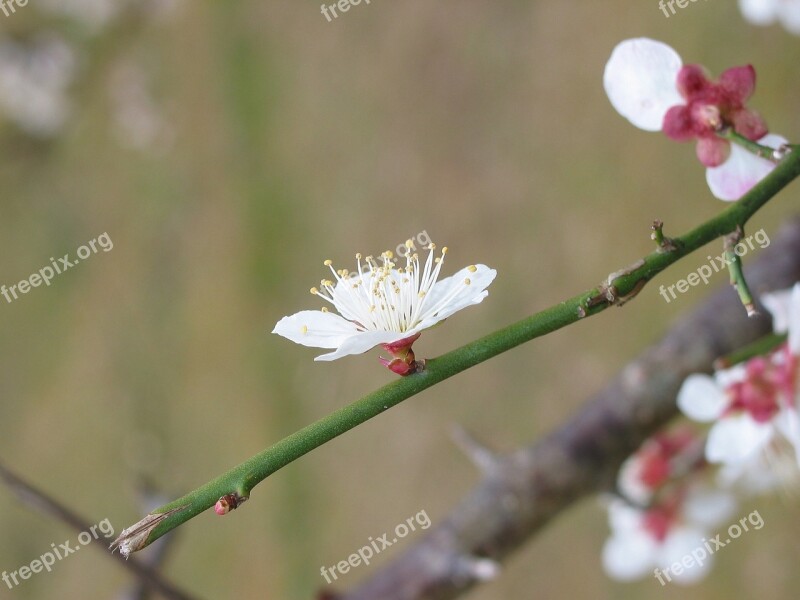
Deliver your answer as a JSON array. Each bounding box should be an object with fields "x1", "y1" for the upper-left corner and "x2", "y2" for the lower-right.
[
  {"x1": 617, "y1": 426, "x2": 700, "y2": 505},
  {"x1": 602, "y1": 485, "x2": 736, "y2": 584},
  {"x1": 739, "y1": 0, "x2": 800, "y2": 35},
  {"x1": 272, "y1": 240, "x2": 496, "y2": 374},
  {"x1": 604, "y1": 38, "x2": 785, "y2": 201},
  {"x1": 0, "y1": 35, "x2": 76, "y2": 137},
  {"x1": 678, "y1": 284, "x2": 800, "y2": 471},
  {"x1": 604, "y1": 426, "x2": 737, "y2": 584}
]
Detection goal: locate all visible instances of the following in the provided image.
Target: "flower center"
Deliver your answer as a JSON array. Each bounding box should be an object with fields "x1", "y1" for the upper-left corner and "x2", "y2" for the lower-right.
[
  {"x1": 725, "y1": 346, "x2": 797, "y2": 423},
  {"x1": 310, "y1": 241, "x2": 450, "y2": 333}
]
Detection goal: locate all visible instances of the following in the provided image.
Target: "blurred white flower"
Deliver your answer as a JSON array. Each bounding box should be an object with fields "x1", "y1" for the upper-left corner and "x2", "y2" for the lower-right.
[
  {"x1": 678, "y1": 283, "x2": 800, "y2": 469},
  {"x1": 109, "y1": 62, "x2": 172, "y2": 151},
  {"x1": 761, "y1": 282, "x2": 800, "y2": 353},
  {"x1": 739, "y1": 0, "x2": 800, "y2": 35},
  {"x1": 273, "y1": 241, "x2": 496, "y2": 372},
  {"x1": 0, "y1": 35, "x2": 76, "y2": 137},
  {"x1": 602, "y1": 485, "x2": 736, "y2": 584}
]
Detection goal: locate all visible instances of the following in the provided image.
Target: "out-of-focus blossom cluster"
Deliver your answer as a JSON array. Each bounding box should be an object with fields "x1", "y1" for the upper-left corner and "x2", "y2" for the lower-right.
[
  {"x1": 603, "y1": 283, "x2": 800, "y2": 584},
  {"x1": 0, "y1": 0, "x2": 181, "y2": 144},
  {"x1": 603, "y1": 426, "x2": 737, "y2": 584}
]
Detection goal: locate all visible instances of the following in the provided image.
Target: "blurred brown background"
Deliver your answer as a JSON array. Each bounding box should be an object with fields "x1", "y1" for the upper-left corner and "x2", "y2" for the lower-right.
[{"x1": 0, "y1": 1, "x2": 799, "y2": 598}]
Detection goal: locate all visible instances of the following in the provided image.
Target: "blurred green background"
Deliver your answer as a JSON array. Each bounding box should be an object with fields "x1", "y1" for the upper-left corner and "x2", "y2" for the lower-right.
[{"x1": 1, "y1": 1, "x2": 799, "y2": 598}]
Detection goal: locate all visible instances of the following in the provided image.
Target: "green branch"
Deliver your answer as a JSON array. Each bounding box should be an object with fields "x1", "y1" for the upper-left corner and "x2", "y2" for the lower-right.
[{"x1": 111, "y1": 145, "x2": 800, "y2": 556}]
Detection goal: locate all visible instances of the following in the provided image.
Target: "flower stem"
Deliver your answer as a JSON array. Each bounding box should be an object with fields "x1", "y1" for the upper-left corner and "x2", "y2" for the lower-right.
[
  {"x1": 113, "y1": 145, "x2": 800, "y2": 554},
  {"x1": 719, "y1": 128, "x2": 783, "y2": 162},
  {"x1": 713, "y1": 332, "x2": 788, "y2": 370},
  {"x1": 724, "y1": 227, "x2": 757, "y2": 316}
]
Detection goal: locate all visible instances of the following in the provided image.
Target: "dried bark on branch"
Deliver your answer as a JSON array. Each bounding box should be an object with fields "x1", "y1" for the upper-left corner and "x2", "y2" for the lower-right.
[{"x1": 331, "y1": 217, "x2": 800, "y2": 600}]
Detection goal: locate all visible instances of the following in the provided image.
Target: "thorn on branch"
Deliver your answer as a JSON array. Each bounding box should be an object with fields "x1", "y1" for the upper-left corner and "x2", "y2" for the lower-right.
[
  {"x1": 453, "y1": 555, "x2": 501, "y2": 583},
  {"x1": 449, "y1": 425, "x2": 502, "y2": 474}
]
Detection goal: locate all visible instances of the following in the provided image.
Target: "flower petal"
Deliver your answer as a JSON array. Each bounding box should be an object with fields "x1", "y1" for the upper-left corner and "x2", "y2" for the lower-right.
[
  {"x1": 415, "y1": 265, "x2": 496, "y2": 329},
  {"x1": 738, "y1": 0, "x2": 779, "y2": 25},
  {"x1": 716, "y1": 457, "x2": 783, "y2": 493},
  {"x1": 606, "y1": 498, "x2": 644, "y2": 533},
  {"x1": 662, "y1": 105, "x2": 695, "y2": 141},
  {"x1": 714, "y1": 363, "x2": 747, "y2": 388},
  {"x1": 774, "y1": 406, "x2": 800, "y2": 465},
  {"x1": 696, "y1": 137, "x2": 730, "y2": 167},
  {"x1": 706, "y1": 414, "x2": 773, "y2": 463},
  {"x1": 761, "y1": 286, "x2": 793, "y2": 335},
  {"x1": 314, "y1": 330, "x2": 410, "y2": 361},
  {"x1": 677, "y1": 374, "x2": 727, "y2": 422},
  {"x1": 272, "y1": 310, "x2": 361, "y2": 349},
  {"x1": 682, "y1": 485, "x2": 737, "y2": 527},
  {"x1": 719, "y1": 65, "x2": 757, "y2": 103},
  {"x1": 778, "y1": 1, "x2": 800, "y2": 34},
  {"x1": 790, "y1": 283, "x2": 800, "y2": 354},
  {"x1": 602, "y1": 529, "x2": 657, "y2": 581},
  {"x1": 730, "y1": 108, "x2": 768, "y2": 141},
  {"x1": 603, "y1": 38, "x2": 684, "y2": 132},
  {"x1": 658, "y1": 527, "x2": 713, "y2": 584},
  {"x1": 705, "y1": 133, "x2": 788, "y2": 201}
]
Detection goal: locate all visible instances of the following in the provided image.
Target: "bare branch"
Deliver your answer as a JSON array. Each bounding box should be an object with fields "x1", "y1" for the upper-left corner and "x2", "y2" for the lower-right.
[{"x1": 331, "y1": 217, "x2": 800, "y2": 600}]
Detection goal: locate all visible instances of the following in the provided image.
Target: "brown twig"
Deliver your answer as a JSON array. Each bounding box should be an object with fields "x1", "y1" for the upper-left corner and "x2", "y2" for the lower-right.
[
  {"x1": 0, "y1": 461, "x2": 199, "y2": 600},
  {"x1": 331, "y1": 217, "x2": 800, "y2": 600}
]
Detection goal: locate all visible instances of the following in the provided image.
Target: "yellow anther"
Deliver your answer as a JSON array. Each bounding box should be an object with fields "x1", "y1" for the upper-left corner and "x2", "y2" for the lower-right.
[
  {"x1": 310, "y1": 287, "x2": 319, "y2": 295},
  {"x1": 464, "y1": 278, "x2": 471, "y2": 285},
  {"x1": 321, "y1": 307, "x2": 329, "y2": 312},
  {"x1": 467, "y1": 265, "x2": 477, "y2": 272},
  {"x1": 301, "y1": 325, "x2": 308, "y2": 334},
  {"x1": 441, "y1": 247, "x2": 448, "y2": 254},
  {"x1": 324, "y1": 259, "x2": 333, "y2": 266},
  {"x1": 356, "y1": 252, "x2": 362, "y2": 260},
  {"x1": 405, "y1": 239, "x2": 414, "y2": 248}
]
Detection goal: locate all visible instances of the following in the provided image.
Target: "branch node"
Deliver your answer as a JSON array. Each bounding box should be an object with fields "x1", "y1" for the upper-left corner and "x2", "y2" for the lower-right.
[
  {"x1": 215, "y1": 492, "x2": 249, "y2": 515},
  {"x1": 650, "y1": 219, "x2": 679, "y2": 253}
]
